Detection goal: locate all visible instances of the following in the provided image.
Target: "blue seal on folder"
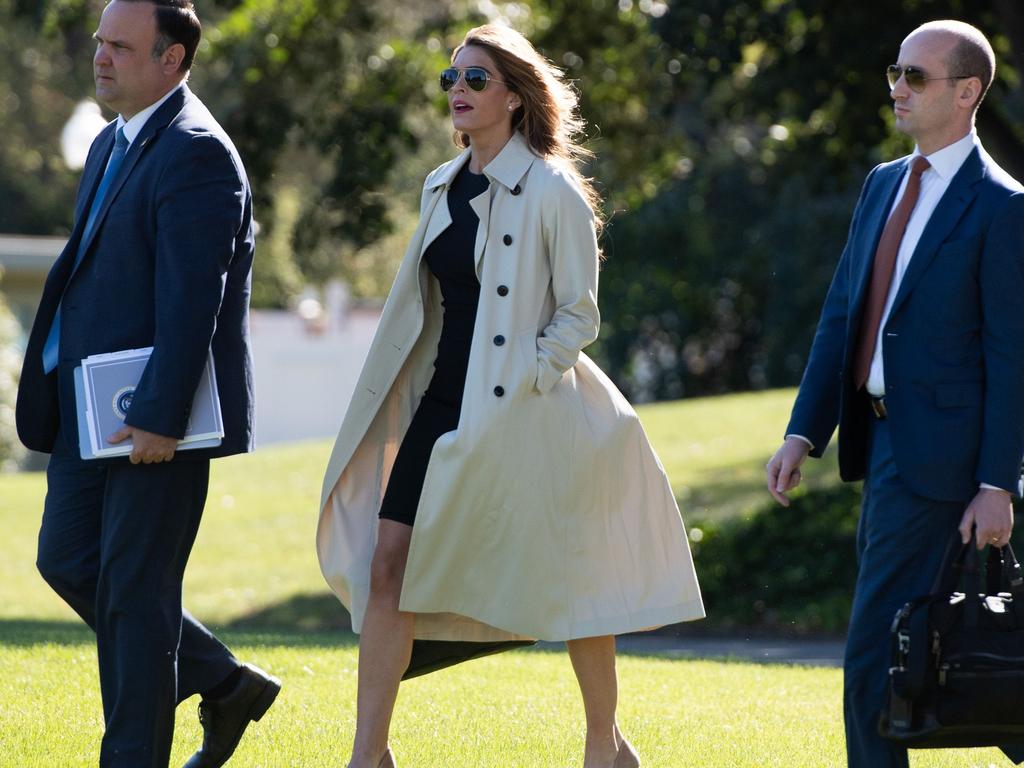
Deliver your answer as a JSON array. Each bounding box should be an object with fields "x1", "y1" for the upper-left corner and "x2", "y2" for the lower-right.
[{"x1": 112, "y1": 386, "x2": 135, "y2": 420}]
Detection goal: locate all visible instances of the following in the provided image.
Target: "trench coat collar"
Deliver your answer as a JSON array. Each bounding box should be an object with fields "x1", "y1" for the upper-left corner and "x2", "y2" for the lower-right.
[
  {"x1": 481, "y1": 131, "x2": 537, "y2": 191},
  {"x1": 424, "y1": 131, "x2": 537, "y2": 192}
]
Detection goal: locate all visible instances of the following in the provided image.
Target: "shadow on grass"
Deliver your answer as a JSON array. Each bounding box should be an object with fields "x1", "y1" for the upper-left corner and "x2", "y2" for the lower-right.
[
  {"x1": 0, "y1": 592, "x2": 358, "y2": 649},
  {"x1": 1, "y1": 617, "x2": 798, "y2": 673},
  {"x1": 0, "y1": 616, "x2": 359, "y2": 649},
  {"x1": 2, "y1": 593, "x2": 801, "y2": 665},
  {"x1": 0, "y1": 619, "x2": 94, "y2": 647},
  {"x1": 225, "y1": 592, "x2": 352, "y2": 632}
]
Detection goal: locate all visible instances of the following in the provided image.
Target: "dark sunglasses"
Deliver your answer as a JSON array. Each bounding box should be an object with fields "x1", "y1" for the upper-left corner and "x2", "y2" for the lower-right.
[
  {"x1": 886, "y1": 64, "x2": 971, "y2": 93},
  {"x1": 439, "y1": 67, "x2": 507, "y2": 92}
]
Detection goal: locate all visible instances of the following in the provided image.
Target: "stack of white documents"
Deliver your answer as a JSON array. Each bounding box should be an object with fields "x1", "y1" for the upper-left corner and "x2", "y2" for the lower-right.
[{"x1": 73, "y1": 347, "x2": 224, "y2": 460}]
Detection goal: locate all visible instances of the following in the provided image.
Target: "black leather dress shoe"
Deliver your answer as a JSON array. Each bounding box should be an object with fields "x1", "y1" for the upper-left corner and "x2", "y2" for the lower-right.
[{"x1": 182, "y1": 663, "x2": 281, "y2": 768}]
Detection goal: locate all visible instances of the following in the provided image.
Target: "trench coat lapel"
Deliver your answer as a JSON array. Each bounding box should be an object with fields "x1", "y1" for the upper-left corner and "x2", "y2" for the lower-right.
[
  {"x1": 420, "y1": 148, "x2": 470, "y2": 258},
  {"x1": 469, "y1": 190, "x2": 490, "y2": 280},
  {"x1": 420, "y1": 190, "x2": 452, "y2": 260},
  {"x1": 473, "y1": 133, "x2": 538, "y2": 277},
  {"x1": 419, "y1": 134, "x2": 537, "y2": 279}
]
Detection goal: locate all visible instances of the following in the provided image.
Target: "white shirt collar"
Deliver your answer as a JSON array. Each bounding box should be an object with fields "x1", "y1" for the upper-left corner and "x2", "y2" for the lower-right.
[
  {"x1": 116, "y1": 84, "x2": 183, "y2": 146},
  {"x1": 915, "y1": 129, "x2": 977, "y2": 181}
]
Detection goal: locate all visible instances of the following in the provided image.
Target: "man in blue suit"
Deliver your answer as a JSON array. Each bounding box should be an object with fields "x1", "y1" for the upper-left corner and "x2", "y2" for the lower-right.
[
  {"x1": 766, "y1": 20, "x2": 1024, "y2": 768},
  {"x1": 15, "y1": 2, "x2": 279, "y2": 765}
]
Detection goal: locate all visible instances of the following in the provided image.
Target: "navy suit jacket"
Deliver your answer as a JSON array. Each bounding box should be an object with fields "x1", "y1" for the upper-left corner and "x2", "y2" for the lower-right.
[
  {"x1": 787, "y1": 139, "x2": 1024, "y2": 501},
  {"x1": 16, "y1": 85, "x2": 255, "y2": 460}
]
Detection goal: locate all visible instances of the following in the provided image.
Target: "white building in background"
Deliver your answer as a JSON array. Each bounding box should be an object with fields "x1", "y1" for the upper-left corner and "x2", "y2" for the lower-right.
[
  {"x1": 0, "y1": 234, "x2": 381, "y2": 448},
  {"x1": 247, "y1": 296, "x2": 380, "y2": 445},
  {"x1": 0, "y1": 235, "x2": 69, "y2": 344}
]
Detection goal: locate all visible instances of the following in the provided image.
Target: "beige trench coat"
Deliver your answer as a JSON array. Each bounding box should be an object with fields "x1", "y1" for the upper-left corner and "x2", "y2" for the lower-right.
[{"x1": 318, "y1": 132, "x2": 704, "y2": 642}]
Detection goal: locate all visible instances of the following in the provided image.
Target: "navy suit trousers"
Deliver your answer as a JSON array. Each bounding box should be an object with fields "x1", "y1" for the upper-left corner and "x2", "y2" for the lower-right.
[
  {"x1": 36, "y1": 426, "x2": 238, "y2": 767},
  {"x1": 844, "y1": 417, "x2": 965, "y2": 768}
]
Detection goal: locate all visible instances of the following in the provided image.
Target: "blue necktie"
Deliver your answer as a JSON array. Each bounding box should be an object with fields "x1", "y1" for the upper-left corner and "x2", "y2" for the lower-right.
[{"x1": 42, "y1": 127, "x2": 130, "y2": 374}]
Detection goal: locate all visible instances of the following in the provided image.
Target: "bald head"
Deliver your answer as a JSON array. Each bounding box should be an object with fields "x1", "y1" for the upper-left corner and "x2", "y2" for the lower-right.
[{"x1": 906, "y1": 20, "x2": 995, "y2": 112}]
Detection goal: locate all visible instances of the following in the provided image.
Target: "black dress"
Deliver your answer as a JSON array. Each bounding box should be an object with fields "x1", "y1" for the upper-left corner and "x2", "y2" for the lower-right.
[
  {"x1": 379, "y1": 162, "x2": 536, "y2": 679},
  {"x1": 378, "y1": 162, "x2": 489, "y2": 526}
]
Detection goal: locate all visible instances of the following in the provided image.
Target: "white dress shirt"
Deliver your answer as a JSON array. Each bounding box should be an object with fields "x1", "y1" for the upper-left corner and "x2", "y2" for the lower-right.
[
  {"x1": 865, "y1": 129, "x2": 977, "y2": 396},
  {"x1": 116, "y1": 84, "x2": 182, "y2": 149},
  {"x1": 89, "y1": 86, "x2": 182, "y2": 182}
]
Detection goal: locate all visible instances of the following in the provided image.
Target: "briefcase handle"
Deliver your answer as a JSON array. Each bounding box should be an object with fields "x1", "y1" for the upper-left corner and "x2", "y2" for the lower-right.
[
  {"x1": 994, "y1": 543, "x2": 1024, "y2": 625},
  {"x1": 937, "y1": 534, "x2": 1023, "y2": 592},
  {"x1": 985, "y1": 543, "x2": 1024, "y2": 596},
  {"x1": 938, "y1": 540, "x2": 1024, "y2": 628},
  {"x1": 935, "y1": 536, "x2": 979, "y2": 596}
]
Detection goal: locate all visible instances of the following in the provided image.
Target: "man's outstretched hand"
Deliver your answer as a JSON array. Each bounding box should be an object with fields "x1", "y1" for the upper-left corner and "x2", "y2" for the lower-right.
[{"x1": 766, "y1": 437, "x2": 811, "y2": 507}]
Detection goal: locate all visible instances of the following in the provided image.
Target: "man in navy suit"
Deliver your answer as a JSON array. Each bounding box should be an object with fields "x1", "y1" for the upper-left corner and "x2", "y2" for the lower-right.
[
  {"x1": 766, "y1": 20, "x2": 1024, "y2": 768},
  {"x1": 16, "y1": 2, "x2": 279, "y2": 765}
]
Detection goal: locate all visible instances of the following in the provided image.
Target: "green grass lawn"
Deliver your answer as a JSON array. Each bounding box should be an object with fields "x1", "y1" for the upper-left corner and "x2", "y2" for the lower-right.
[
  {"x1": 0, "y1": 389, "x2": 1008, "y2": 766},
  {"x1": 0, "y1": 629, "x2": 1010, "y2": 767},
  {"x1": 1, "y1": 388, "x2": 834, "y2": 627}
]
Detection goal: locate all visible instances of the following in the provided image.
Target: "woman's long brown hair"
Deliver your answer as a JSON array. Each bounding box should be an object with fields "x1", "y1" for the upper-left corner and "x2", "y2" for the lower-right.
[{"x1": 452, "y1": 25, "x2": 604, "y2": 234}]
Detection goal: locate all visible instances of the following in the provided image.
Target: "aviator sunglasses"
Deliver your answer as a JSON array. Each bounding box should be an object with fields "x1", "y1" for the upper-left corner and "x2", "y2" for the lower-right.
[
  {"x1": 886, "y1": 64, "x2": 971, "y2": 93},
  {"x1": 440, "y1": 66, "x2": 507, "y2": 92}
]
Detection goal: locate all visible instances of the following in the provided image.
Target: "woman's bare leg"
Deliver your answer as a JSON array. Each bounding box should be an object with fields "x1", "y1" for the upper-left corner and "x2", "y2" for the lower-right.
[
  {"x1": 567, "y1": 635, "x2": 626, "y2": 767},
  {"x1": 347, "y1": 521, "x2": 415, "y2": 768}
]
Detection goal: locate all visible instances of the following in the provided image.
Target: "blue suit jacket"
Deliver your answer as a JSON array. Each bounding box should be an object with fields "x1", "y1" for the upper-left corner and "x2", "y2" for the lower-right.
[
  {"x1": 787, "y1": 140, "x2": 1024, "y2": 501},
  {"x1": 16, "y1": 85, "x2": 255, "y2": 460}
]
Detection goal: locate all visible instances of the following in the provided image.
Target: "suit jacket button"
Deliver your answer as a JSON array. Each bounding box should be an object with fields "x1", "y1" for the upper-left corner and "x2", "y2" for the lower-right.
[
  {"x1": 503, "y1": 234, "x2": 513, "y2": 246},
  {"x1": 497, "y1": 285, "x2": 509, "y2": 296},
  {"x1": 511, "y1": 184, "x2": 522, "y2": 195},
  {"x1": 494, "y1": 334, "x2": 505, "y2": 346},
  {"x1": 494, "y1": 386, "x2": 505, "y2": 397}
]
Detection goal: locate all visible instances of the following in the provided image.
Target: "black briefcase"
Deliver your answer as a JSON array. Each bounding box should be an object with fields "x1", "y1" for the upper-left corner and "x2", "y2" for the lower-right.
[{"x1": 879, "y1": 541, "x2": 1024, "y2": 748}]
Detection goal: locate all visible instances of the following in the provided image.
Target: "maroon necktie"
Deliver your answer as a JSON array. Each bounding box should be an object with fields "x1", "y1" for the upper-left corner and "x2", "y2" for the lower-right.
[{"x1": 853, "y1": 155, "x2": 931, "y2": 391}]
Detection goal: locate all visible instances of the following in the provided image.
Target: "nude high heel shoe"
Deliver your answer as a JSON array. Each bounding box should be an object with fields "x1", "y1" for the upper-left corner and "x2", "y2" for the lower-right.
[
  {"x1": 377, "y1": 748, "x2": 396, "y2": 768},
  {"x1": 613, "y1": 739, "x2": 640, "y2": 768}
]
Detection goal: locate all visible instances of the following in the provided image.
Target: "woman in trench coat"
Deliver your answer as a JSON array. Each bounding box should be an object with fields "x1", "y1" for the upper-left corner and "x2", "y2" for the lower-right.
[{"x1": 317, "y1": 24, "x2": 704, "y2": 768}]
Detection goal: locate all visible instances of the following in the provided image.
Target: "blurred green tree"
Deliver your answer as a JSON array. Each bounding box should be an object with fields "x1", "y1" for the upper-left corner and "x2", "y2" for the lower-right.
[
  {"x1": 597, "y1": 0, "x2": 1024, "y2": 400},
  {"x1": 0, "y1": 0, "x2": 96, "y2": 235},
  {"x1": 0, "y1": 0, "x2": 697, "y2": 309},
  {"x1": 0, "y1": 0, "x2": 450, "y2": 307},
  {"x1": 195, "y1": 0, "x2": 454, "y2": 306},
  {"x1": 5, "y1": 0, "x2": 1023, "y2": 400}
]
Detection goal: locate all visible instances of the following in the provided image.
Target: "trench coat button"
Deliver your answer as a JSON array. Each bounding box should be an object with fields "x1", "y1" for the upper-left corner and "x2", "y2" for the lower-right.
[
  {"x1": 503, "y1": 234, "x2": 513, "y2": 246},
  {"x1": 511, "y1": 184, "x2": 522, "y2": 195},
  {"x1": 494, "y1": 386, "x2": 505, "y2": 397},
  {"x1": 497, "y1": 284, "x2": 509, "y2": 296},
  {"x1": 494, "y1": 335, "x2": 505, "y2": 346}
]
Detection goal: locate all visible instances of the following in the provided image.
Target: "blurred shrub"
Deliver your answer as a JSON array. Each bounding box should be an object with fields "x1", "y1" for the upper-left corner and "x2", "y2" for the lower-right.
[
  {"x1": 689, "y1": 483, "x2": 862, "y2": 634},
  {"x1": 690, "y1": 482, "x2": 1024, "y2": 634}
]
